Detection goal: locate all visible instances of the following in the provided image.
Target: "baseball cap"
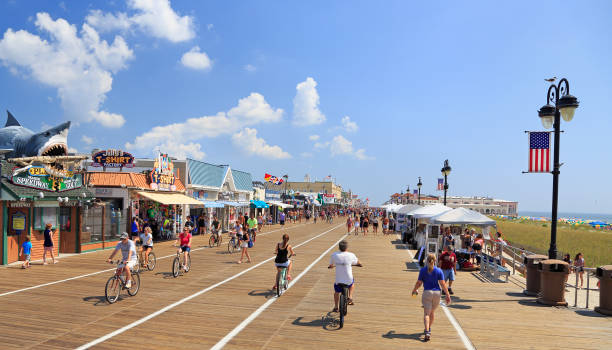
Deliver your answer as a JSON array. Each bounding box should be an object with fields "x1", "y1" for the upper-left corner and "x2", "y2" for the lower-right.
[{"x1": 120, "y1": 232, "x2": 129, "y2": 239}]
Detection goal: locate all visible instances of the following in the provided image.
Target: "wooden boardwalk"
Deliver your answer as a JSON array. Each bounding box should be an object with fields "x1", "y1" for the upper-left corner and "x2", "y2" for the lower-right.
[{"x1": 0, "y1": 221, "x2": 609, "y2": 349}]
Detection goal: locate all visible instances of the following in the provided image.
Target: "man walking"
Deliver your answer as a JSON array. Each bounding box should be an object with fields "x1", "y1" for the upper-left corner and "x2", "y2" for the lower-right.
[{"x1": 438, "y1": 245, "x2": 457, "y2": 295}]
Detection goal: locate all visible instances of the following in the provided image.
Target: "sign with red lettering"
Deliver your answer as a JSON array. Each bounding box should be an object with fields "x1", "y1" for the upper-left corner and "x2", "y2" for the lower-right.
[{"x1": 92, "y1": 149, "x2": 135, "y2": 168}]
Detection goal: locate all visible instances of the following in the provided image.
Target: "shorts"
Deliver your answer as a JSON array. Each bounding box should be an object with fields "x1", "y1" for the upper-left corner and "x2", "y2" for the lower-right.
[
  {"x1": 334, "y1": 279, "x2": 354, "y2": 293},
  {"x1": 421, "y1": 290, "x2": 441, "y2": 314},
  {"x1": 24, "y1": 254, "x2": 31, "y2": 261},
  {"x1": 472, "y1": 243, "x2": 482, "y2": 251},
  {"x1": 443, "y1": 269, "x2": 455, "y2": 281},
  {"x1": 280, "y1": 220, "x2": 285, "y2": 225},
  {"x1": 180, "y1": 246, "x2": 191, "y2": 252},
  {"x1": 142, "y1": 245, "x2": 152, "y2": 250},
  {"x1": 275, "y1": 261, "x2": 290, "y2": 267},
  {"x1": 240, "y1": 241, "x2": 249, "y2": 248},
  {"x1": 373, "y1": 223, "x2": 378, "y2": 227},
  {"x1": 383, "y1": 225, "x2": 388, "y2": 229},
  {"x1": 118, "y1": 260, "x2": 137, "y2": 269}
]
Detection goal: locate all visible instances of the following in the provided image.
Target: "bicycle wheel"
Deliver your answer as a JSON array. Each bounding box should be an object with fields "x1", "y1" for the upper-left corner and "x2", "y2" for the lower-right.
[
  {"x1": 338, "y1": 293, "x2": 345, "y2": 328},
  {"x1": 105, "y1": 276, "x2": 121, "y2": 304},
  {"x1": 276, "y1": 269, "x2": 284, "y2": 297},
  {"x1": 209, "y1": 235, "x2": 215, "y2": 248},
  {"x1": 146, "y1": 252, "x2": 157, "y2": 271},
  {"x1": 342, "y1": 288, "x2": 349, "y2": 316},
  {"x1": 127, "y1": 272, "x2": 140, "y2": 296},
  {"x1": 228, "y1": 239, "x2": 236, "y2": 254},
  {"x1": 172, "y1": 256, "x2": 180, "y2": 278}
]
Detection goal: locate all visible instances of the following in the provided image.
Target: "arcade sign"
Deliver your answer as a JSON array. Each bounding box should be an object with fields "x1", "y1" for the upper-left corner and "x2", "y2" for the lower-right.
[
  {"x1": 11, "y1": 166, "x2": 83, "y2": 192},
  {"x1": 92, "y1": 149, "x2": 135, "y2": 168}
]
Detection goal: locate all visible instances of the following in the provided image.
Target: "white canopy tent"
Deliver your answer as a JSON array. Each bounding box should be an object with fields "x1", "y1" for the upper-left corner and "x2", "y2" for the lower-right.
[
  {"x1": 409, "y1": 204, "x2": 453, "y2": 257},
  {"x1": 397, "y1": 204, "x2": 422, "y2": 215},
  {"x1": 408, "y1": 203, "x2": 453, "y2": 219},
  {"x1": 429, "y1": 207, "x2": 496, "y2": 226}
]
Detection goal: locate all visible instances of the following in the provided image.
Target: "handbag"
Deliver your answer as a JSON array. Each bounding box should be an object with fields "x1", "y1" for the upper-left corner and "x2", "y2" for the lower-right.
[{"x1": 248, "y1": 239, "x2": 254, "y2": 248}]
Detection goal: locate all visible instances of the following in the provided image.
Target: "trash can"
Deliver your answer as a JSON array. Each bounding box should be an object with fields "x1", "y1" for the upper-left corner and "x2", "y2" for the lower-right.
[
  {"x1": 523, "y1": 254, "x2": 548, "y2": 296},
  {"x1": 595, "y1": 265, "x2": 612, "y2": 316},
  {"x1": 537, "y1": 259, "x2": 569, "y2": 306}
]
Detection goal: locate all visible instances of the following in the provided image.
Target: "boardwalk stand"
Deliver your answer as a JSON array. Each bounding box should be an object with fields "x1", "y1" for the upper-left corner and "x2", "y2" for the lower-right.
[
  {"x1": 537, "y1": 259, "x2": 569, "y2": 306},
  {"x1": 523, "y1": 254, "x2": 549, "y2": 296},
  {"x1": 595, "y1": 265, "x2": 612, "y2": 316}
]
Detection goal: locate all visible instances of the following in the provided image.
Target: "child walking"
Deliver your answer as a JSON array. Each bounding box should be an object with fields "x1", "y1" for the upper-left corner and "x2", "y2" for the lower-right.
[{"x1": 20, "y1": 236, "x2": 32, "y2": 269}]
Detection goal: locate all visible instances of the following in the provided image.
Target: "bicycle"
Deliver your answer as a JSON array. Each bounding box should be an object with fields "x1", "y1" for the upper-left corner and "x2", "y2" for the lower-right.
[
  {"x1": 275, "y1": 254, "x2": 295, "y2": 297},
  {"x1": 228, "y1": 235, "x2": 240, "y2": 254},
  {"x1": 209, "y1": 230, "x2": 222, "y2": 248},
  {"x1": 332, "y1": 263, "x2": 361, "y2": 329},
  {"x1": 105, "y1": 260, "x2": 141, "y2": 304},
  {"x1": 172, "y1": 248, "x2": 191, "y2": 278},
  {"x1": 138, "y1": 248, "x2": 157, "y2": 271},
  {"x1": 248, "y1": 228, "x2": 257, "y2": 242}
]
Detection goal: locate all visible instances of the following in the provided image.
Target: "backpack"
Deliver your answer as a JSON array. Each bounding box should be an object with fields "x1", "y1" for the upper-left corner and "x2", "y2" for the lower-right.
[{"x1": 248, "y1": 238, "x2": 254, "y2": 248}]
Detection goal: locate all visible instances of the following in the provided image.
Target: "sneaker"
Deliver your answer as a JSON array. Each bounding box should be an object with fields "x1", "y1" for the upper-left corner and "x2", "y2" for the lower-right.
[
  {"x1": 424, "y1": 330, "x2": 431, "y2": 341},
  {"x1": 449, "y1": 288, "x2": 454, "y2": 295},
  {"x1": 125, "y1": 280, "x2": 132, "y2": 288},
  {"x1": 184, "y1": 266, "x2": 189, "y2": 272}
]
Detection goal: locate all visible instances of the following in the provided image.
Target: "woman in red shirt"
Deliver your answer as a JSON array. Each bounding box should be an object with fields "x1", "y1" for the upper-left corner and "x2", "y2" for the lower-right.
[{"x1": 175, "y1": 226, "x2": 192, "y2": 271}]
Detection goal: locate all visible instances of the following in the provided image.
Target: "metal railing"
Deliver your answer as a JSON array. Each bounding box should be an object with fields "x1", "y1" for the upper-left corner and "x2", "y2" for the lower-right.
[{"x1": 481, "y1": 238, "x2": 599, "y2": 309}]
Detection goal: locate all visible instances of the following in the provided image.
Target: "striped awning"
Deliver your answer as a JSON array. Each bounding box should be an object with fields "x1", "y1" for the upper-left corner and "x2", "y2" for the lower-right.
[{"x1": 136, "y1": 191, "x2": 203, "y2": 206}]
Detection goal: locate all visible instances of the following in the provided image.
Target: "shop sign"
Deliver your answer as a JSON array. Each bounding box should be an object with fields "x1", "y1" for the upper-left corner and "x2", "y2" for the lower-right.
[
  {"x1": 322, "y1": 193, "x2": 335, "y2": 204},
  {"x1": 12, "y1": 212, "x2": 25, "y2": 230},
  {"x1": 11, "y1": 166, "x2": 83, "y2": 192},
  {"x1": 265, "y1": 190, "x2": 280, "y2": 200},
  {"x1": 91, "y1": 149, "x2": 135, "y2": 168},
  {"x1": 149, "y1": 153, "x2": 176, "y2": 191},
  {"x1": 9, "y1": 202, "x2": 31, "y2": 208}
]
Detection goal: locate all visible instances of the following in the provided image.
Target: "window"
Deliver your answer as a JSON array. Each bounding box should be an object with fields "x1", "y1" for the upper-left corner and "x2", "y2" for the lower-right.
[
  {"x1": 33, "y1": 207, "x2": 58, "y2": 230},
  {"x1": 59, "y1": 207, "x2": 71, "y2": 231}
]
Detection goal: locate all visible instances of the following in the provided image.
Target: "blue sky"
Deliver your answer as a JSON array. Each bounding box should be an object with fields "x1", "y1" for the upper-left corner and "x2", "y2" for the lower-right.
[{"x1": 0, "y1": 0, "x2": 611, "y2": 213}]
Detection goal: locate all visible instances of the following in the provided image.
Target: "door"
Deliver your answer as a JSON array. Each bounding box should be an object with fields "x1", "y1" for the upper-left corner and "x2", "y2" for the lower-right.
[{"x1": 7, "y1": 235, "x2": 19, "y2": 263}]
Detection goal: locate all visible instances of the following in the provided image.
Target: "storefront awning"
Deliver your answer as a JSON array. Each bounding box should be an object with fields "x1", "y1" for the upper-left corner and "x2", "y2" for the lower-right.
[
  {"x1": 250, "y1": 200, "x2": 269, "y2": 209},
  {"x1": 137, "y1": 191, "x2": 203, "y2": 206},
  {"x1": 267, "y1": 200, "x2": 293, "y2": 209},
  {"x1": 217, "y1": 201, "x2": 250, "y2": 207},
  {"x1": 199, "y1": 199, "x2": 225, "y2": 208}
]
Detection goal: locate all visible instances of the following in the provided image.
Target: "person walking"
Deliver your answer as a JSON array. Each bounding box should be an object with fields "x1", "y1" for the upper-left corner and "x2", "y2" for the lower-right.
[
  {"x1": 20, "y1": 235, "x2": 32, "y2": 269},
  {"x1": 238, "y1": 226, "x2": 251, "y2": 264},
  {"x1": 411, "y1": 253, "x2": 451, "y2": 341},
  {"x1": 438, "y1": 245, "x2": 457, "y2": 295},
  {"x1": 346, "y1": 216, "x2": 353, "y2": 234},
  {"x1": 42, "y1": 223, "x2": 57, "y2": 264}
]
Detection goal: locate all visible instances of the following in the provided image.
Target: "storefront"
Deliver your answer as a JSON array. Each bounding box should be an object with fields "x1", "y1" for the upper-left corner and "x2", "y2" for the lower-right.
[{"x1": 0, "y1": 161, "x2": 93, "y2": 265}]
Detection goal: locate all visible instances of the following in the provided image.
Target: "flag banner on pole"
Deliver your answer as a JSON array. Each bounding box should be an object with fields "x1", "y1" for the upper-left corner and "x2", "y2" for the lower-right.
[
  {"x1": 264, "y1": 173, "x2": 284, "y2": 185},
  {"x1": 413, "y1": 189, "x2": 418, "y2": 195},
  {"x1": 528, "y1": 132, "x2": 551, "y2": 173},
  {"x1": 437, "y1": 178, "x2": 444, "y2": 190}
]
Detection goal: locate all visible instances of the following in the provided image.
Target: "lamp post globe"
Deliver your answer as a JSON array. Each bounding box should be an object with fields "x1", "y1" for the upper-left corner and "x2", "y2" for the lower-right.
[{"x1": 441, "y1": 160, "x2": 451, "y2": 206}]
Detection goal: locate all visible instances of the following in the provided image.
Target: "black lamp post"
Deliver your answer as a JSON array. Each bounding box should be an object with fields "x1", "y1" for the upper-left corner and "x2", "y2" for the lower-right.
[
  {"x1": 537, "y1": 78, "x2": 579, "y2": 259},
  {"x1": 417, "y1": 177, "x2": 422, "y2": 205},
  {"x1": 441, "y1": 160, "x2": 451, "y2": 206},
  {"x1": 406, "y1": 186, "x2": 410, "y2": 204}
]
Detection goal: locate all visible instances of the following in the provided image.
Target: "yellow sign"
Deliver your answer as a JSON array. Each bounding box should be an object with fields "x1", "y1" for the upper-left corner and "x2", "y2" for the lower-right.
[
  {"x1": 28, "y1": 166, "x2": 73, "y2": 178},
  {"x1": 12, "y1": 215, "x2": 25, "y2": 230}
]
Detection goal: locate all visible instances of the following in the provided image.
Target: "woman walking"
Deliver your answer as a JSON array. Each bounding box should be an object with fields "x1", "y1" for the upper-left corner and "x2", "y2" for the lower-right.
[
  {"x1": 411, "y1": 253, "x2": 451, "y2": 341},
  {"x1": 43, "y1": 223, "x2": 57, "y2": 264},
  {"x1": 238, "y1": 225, "x2": 251, "y2": 264},
  {"x1": 574, "y1": 252, "x2": 585, "y2": 289},
  {"x1": 346, "y1": 216, "x2": 353, "y2": 234}
]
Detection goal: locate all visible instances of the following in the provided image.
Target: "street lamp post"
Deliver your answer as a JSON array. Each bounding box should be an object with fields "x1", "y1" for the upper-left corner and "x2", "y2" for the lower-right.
[
  {"x1": 441, "y1": 160, "x2": 451, "y2": 206},
  {"x1": 406, "y1": 186, "x2": 410, "y2": 204},
  {"x1": 537, "y1": 78, "x2": 579, "y2": 259},
  {"x1": 417, "y1": 177, "x2": 422, "y2": 205}
]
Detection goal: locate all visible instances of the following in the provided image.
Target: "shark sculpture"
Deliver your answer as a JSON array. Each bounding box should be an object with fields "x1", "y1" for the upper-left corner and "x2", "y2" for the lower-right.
[{"x1": 0, "y1": 110, "x2": 71, "y2": 177}]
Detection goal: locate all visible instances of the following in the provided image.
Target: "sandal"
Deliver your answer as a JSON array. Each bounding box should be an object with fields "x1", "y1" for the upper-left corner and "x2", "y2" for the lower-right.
[
  {"x1": 348, "y1": 298, "x2": 354, "y2": 305},
  {"x1": 331, "y1": 307, "x2": 338, "y2": 312}
]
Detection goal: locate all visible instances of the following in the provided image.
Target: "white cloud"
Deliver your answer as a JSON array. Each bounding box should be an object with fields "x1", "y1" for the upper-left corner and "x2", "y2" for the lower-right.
[
  {"x1": 0, "y1": 13, "x2": 132, "y2": 128},
  {"x1": 86, "y1": 0, "x2": 195, "y2": 43},
  {"x1": 309, "y1": 134, "x2": 320, "y2": 141},
  {"x1": 81, "y1": 135, "x2": 94, "y2": 145},
  {"x1": 244, "y1": 64, "x2": 256, "y2": 72},
  {"x1": 232, "y1": 128, "x2": 291, "y2": 159},
  {"x1": 300, "y1": 152, "x2": 313, "y2": 158},
  {"x1": 161, "y1": 141, "x2": 205, "y2": 159},
  {"x1": 68, "y1": 147, "x2": 79, "y2": 153},
  {"x1": 329, "y1": 135, "x2": 373, "y2": 160},
  {"x1": 207, "y1": 23, "x2": 214, "y2": 31},
  {"x1": 126, "y1": 93, "x2": 283, "y2": 157},
  {"x1": 314, "y1": 141, "x2": 329, "y2": 149},
  {"x1": 341, "y1": 115, "x2": 358, "y2": 132},
  {"x1": 293, "y1": 77, "x2": 325, "y2": 126},
  {"x1": 180, "y1": 46, "x2": 212, "y2": 71}
]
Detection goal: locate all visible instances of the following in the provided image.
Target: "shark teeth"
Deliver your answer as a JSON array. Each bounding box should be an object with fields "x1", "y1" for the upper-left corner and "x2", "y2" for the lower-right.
[{"x1": 41, "y1": 143, "x2": 68, "y2": 157}]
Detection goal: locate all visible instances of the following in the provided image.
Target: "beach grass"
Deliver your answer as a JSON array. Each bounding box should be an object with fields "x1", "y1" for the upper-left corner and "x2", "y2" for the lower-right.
[{"x1": 494, "y1": 218, "x2": 612, "y2": 267}]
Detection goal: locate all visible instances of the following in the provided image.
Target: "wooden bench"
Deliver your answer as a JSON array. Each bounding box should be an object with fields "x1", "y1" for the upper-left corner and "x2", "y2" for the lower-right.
[{"x1": 480, "y1": 254, "x2": 510, "y2": 282}]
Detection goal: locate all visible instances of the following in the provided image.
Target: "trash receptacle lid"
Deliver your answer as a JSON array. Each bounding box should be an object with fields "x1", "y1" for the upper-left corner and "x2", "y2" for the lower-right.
[
  {"x1": 598, "y1": 265, "x2": 612, "y2": 271},
  {"x1": 539, "y1": 259, "x2": 568, "y2": 266},
  {"x1": 526, "y1": 254, "x2": 548, "y2": 260}
]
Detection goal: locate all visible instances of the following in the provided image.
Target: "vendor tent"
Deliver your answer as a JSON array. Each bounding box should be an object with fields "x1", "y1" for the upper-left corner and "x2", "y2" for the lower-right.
[
  {"x1": 429, "y1": 207, "x2": 496, "y2": 226},
  {"x1": 408, "y1": 203, "x2": 452, "y2": 219},
  {"x1": 267, "y1": 200, "x2": 292, "y2": 209},
  {"x1": 397, "y1": 204, "x2": 422, "y2": 215}
]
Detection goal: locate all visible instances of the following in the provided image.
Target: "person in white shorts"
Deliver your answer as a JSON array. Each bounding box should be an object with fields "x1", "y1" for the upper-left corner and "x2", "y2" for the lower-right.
[
  {"x1": 328, "y1": 240, "x2": 363, "y2": 312},
  {"x1": 107, "y1": 232, "x2": 138, "y2": 288}
]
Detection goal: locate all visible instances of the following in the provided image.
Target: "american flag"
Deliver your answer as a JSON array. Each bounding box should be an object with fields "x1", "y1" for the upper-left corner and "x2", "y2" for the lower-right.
[
  {"x1": 413, "y1": 189, "x2": 418, "y2": 195},
  {"x1": 437, "y1": 178, "x2": 444, "y2": 190},
  {"x1": 529, "y1": 132, "x2": 550, "y2": 173}
]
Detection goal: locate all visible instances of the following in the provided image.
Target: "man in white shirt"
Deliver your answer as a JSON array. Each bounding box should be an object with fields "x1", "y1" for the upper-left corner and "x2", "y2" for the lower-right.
[
  {"x1": 107, "y1": 232, "x2": 138, "y2": 288},
  {"x1": 328, "y1": 240, "x2": 363, "y2": 312}
]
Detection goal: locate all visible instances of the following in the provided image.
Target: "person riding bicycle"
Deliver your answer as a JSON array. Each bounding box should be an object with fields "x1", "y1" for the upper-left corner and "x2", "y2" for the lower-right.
[
  {"x1": 175, "y1": 226, "x2": 192, "y2": 271},
  {"x1": 139, "y1": 226, "x2": 154, "y2": 267},
  {"x1": 107, "y1": 232, "x2": 137, "y2": 288},
  {"x1": 273, "y1": 233, "x2": 295, "y2": 289},
  {"x1": 328, "y1": 240, "x2": 362, "y2": 312},
  {"x1": 247, "y1": 214, "x2": 258, "y2": 242}
]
